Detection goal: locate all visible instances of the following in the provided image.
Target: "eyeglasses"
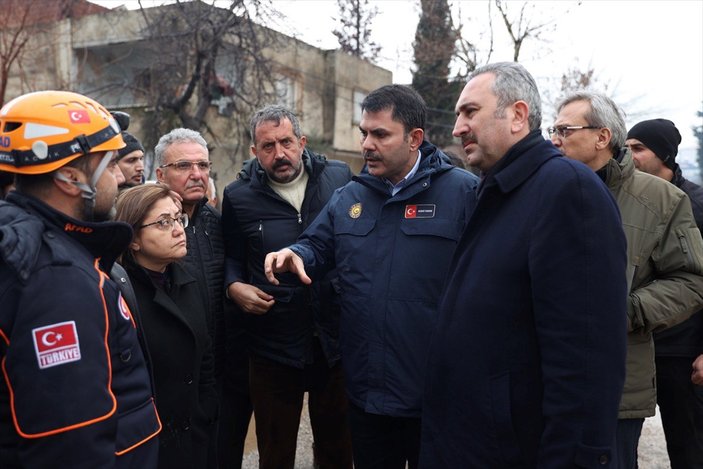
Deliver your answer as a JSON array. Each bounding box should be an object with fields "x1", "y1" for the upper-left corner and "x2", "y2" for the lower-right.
[
  {"x1": 159, "y1": 160, "x2": 212, "y2": 172},
  {"x1": 139, "y1": 214, "x2": 189, "y2": 231},
  {"x1": 547, "y1": 125, "x2": 601, "y2": 139}
]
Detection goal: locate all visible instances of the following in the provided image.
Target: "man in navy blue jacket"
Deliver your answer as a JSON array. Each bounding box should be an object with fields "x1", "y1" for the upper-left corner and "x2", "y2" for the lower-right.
[
  {"x1": 419, "y1": 63, "x2": 628, "y2": 468},
  {"x1": 265, "y1": 85, "x2": 479, "y2": 468}
]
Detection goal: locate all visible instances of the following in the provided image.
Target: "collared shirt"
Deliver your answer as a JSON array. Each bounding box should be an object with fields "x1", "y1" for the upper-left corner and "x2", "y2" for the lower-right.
[{"x1": 385, "y1": 150, "x2": 422, "y2": 196}]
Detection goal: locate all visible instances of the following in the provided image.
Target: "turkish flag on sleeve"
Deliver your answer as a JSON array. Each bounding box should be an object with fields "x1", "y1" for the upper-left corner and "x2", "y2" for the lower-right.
[{"x1": 33, "y1": 321, "x2": 79, "y2": 353}]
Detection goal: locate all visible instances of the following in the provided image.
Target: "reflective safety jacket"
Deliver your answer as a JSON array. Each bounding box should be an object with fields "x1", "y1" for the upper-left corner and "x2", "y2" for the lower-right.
[{"x1": 0, "y1": 192, "x2": 161, "y2": 468}]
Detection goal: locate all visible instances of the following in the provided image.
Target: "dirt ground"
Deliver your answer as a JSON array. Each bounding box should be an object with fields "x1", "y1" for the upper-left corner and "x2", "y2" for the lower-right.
[{"x1": 240, "y1": 400, "x2": 672, "y2": 468}]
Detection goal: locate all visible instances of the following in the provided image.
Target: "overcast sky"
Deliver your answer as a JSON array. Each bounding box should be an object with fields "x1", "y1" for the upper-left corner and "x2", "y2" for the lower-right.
[
  {"x1": 271, "y1": 0, "x2": 703, "y2": 151},
  {"x1": 95, "y1": 0, "x2": 703, "y2": 151}
]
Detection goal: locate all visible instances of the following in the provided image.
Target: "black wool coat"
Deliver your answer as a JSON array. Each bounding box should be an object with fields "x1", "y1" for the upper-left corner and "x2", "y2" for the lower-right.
[{"x1": 124, "y1": 259, "x2": 218, "y2": 469}]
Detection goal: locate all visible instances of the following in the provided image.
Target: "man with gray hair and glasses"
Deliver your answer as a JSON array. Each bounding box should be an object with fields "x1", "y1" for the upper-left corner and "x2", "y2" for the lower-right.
[
  {"x1": 552, "y1": 91, "x2": 703, "y2": 468},
  {"x1": 155, "y1": 128, "x2": 242, "y2": 467},
  {"x1": 421, "y1": 63, "x2": 629, "y2": 467}
]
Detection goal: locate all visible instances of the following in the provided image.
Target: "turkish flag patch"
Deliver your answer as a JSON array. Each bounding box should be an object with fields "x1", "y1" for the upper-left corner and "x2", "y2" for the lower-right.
[
  {"x1": 68, "y1": 110, "x2": 90, "y2": 123},
  {"x1": 404, "y1": 204, "x2": 436, "y2": 219},
  {"x1": 32, "y1": 321, "x2": 82, "y2": 369}
]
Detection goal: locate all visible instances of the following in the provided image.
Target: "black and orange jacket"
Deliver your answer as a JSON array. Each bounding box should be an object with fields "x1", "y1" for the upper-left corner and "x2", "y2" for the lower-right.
[{"x1": 0, "y1": 192, "x2": 161, "y2": 468}]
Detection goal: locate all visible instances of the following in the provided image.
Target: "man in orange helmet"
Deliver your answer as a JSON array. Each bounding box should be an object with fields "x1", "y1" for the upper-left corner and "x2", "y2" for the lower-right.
[{"x1": 0, "y1": 91, "x2": 161, "y2": 467}]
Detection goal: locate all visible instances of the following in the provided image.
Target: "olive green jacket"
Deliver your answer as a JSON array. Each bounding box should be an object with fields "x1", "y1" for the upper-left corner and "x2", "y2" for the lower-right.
[{"x1": 602, "y1": 150, "x2": 703, "y2": 418}]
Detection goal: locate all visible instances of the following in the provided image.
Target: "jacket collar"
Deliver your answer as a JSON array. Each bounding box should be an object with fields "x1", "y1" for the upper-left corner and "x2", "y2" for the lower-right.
[
  {"x1": 189, "y1": 196, "x2": 208, "y2": 223},
  {"x1": 480, "y1": 130, "x2": 560, "y2": 197},
  {"x1": 125, "y1": 258, "x2": 197, "y2": 292},
  {"x1": 354, "y1": 140, "x2": 452, "y2": 195},
  {"x1": 4, "y1": 191, "x2": 132, "y2": 273},
  {"x1": 125, "y1": 260, "x2": 199, "y2": 333},
  {"x1": 598, "y1": 147, "x2": 634, "y2": 191},
  {"x1": 671, "y1": 164, "x2": 686, "y2": 188}
]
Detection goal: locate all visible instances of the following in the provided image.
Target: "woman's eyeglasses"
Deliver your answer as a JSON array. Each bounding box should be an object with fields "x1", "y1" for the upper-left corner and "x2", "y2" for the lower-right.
[{"x1": 139, "y1": 214, "x2": 189, "y2": 231}]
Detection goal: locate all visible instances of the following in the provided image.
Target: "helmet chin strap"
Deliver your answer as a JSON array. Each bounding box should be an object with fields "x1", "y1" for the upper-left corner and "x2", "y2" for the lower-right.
[{"x1": 53, "y1": 151, "x2": 114, "y2": 221}]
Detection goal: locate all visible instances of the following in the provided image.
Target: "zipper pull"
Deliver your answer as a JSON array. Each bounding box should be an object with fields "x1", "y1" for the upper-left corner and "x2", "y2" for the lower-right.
[{"x1": 297, "y1": 213, "x2": 302, "y2": 224}]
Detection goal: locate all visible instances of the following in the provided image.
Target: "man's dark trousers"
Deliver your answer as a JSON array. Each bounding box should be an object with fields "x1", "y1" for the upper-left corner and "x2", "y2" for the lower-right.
[{"x1": 248, "y1": 339, "x2": 352, "y2": 469}]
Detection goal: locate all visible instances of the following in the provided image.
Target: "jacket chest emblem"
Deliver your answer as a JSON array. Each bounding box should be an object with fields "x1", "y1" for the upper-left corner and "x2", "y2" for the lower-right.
[
  {"x1": 405, "y1": 204, "x2": 436, "y2": 219},
  {"x1": 349, "y1": 202, "x2": 362, "y2": 219}
]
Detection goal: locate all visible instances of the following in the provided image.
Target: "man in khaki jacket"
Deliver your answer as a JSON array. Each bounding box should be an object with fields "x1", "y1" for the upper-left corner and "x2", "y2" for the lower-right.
[{"x1": 551, "y1": 91, "x2": 703, "y2": 469}]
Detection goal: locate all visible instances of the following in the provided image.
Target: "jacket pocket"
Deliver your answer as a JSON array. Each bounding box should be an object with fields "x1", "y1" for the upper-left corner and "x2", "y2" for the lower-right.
[
  {"x1": 115, "y1": 398, "x2": 161, "y2": 455},
  {"x1": 399, "y1": 218, "x2": 462, "y2": 241},
  {"x1": 252, "y1": 283, "x2": 304, "y2": 304},
  {"x1": 335, "y1": 218, "x2": 375, "y2": 236},
  {"x1": 489, "y1": 372, "x2": 523, "y2": 466},
  {"x1": 677, "y1": 227, "x2": 703, "y2": 274}
]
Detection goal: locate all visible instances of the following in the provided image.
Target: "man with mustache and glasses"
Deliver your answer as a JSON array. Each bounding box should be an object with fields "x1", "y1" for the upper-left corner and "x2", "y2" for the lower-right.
[
  {"x1": 420, "y1": 64, "x2": 629, "y2": 467},
  {"x1": 221, "y1": 105, "x2": 353, "y2": 468},
  {"x1": 264, "y1": 86, "x2": 479, "y2": 469},
  {"x1": 155, "y1": 128, "x2": 230, "y2": 466}
]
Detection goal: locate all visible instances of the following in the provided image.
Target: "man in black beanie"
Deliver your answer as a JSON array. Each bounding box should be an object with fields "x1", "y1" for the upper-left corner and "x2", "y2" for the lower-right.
[
  {"x1": 627, "y1": 119, "x2": 703, "y2": 469},
  {"x1": 116, "y1": 131, "x2": 145, "y2": 190}
]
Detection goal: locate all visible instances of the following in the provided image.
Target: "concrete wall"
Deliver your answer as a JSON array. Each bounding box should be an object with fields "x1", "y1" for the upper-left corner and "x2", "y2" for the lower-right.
[{"x1": 3, "y1": 3, "x2": 393, "y2": 195}]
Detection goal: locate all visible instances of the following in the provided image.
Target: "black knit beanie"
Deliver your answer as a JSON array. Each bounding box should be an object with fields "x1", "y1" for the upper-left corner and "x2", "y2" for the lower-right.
[
  {"x1": 117, "y1": 131, "x2": 145, "y2": 160},
  {"x1": 627, "y1": 119, "x2": 681, "y2": 169}
]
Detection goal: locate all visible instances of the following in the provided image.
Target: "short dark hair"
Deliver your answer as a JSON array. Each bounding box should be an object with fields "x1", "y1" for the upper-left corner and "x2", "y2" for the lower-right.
[
  {"x1": 249, "y1": 105, "x2": 303, "y2": 144},
  {"x1": 361, "y1": 85, "x2": 427, "y2": 134}
]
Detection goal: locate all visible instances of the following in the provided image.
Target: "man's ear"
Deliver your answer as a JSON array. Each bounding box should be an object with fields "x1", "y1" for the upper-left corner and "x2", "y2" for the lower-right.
[
  {"x1": 250, "y1": 145, "x2": 258, "y2": 158},
  {"x1": 299, "y1": 135, "x2": 307, "y2": 150},
  {"x1": 408, "y1": 128, "x2": 424, "y2": 151},
  {"x1": 155, "y1": 167, "x2": 165, "y2": 182},
  {"x1": 52, "y1": 168, "x2": 83, "y2": 196},
  {"x1": 595, "y1": 127, "x2": 612, "y2": 151},
  {"x1": 511, "y1": 100, "x2": 529, "y2": 133},
  {"x1": 130, "y1": 242, "x2": 140, "y2": 251}
]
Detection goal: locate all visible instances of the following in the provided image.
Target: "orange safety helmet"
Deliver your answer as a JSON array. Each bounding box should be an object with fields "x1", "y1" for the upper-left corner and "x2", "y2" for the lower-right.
[{"x1": 0, "y1": 90, "x2": 125, "y2": 175}]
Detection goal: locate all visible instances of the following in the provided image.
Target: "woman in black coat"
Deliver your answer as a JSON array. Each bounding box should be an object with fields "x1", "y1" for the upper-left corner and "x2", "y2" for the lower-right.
[{"x1": 115, "y1": 183, "x2": 218, "y2": 469}]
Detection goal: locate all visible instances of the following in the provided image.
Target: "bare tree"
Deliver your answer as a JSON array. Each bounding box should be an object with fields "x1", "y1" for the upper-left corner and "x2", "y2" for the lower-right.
[
  {"x1": 134, "y1": 1, "x2": 280, "y2": 148},
  {"x1": 332, "y1": 0, "x2": 381, "y2": 61},
  {"x1": 453, "y1": 0, "x2": 580, "y2": 71},
  {"x1": 494, "y1": 0, "x2": 560, "y2": 62},
  {"x1": 71, "y1": 0, "x2": 281, "y2": 167},
  {"x1": 560, "y1": 67, "x2": 597, "y2": 93},
  {"x1": 0, "y1": 0, "x2": 33, "y2": 106},
  {"x1": 412, "y1": 0, "x2": 460, "y2": 146},
  {"x1": 453, "y1": 1, "x2": 493, "y2": 78}
]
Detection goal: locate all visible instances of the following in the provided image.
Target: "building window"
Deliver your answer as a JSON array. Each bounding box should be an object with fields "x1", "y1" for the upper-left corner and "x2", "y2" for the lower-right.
[
  {"x1": 276, "y1": 75, "x2": 297, "y2": 110},
  {"x1": 353, "y1": 90, "x2": 366, "y2": 124}
]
